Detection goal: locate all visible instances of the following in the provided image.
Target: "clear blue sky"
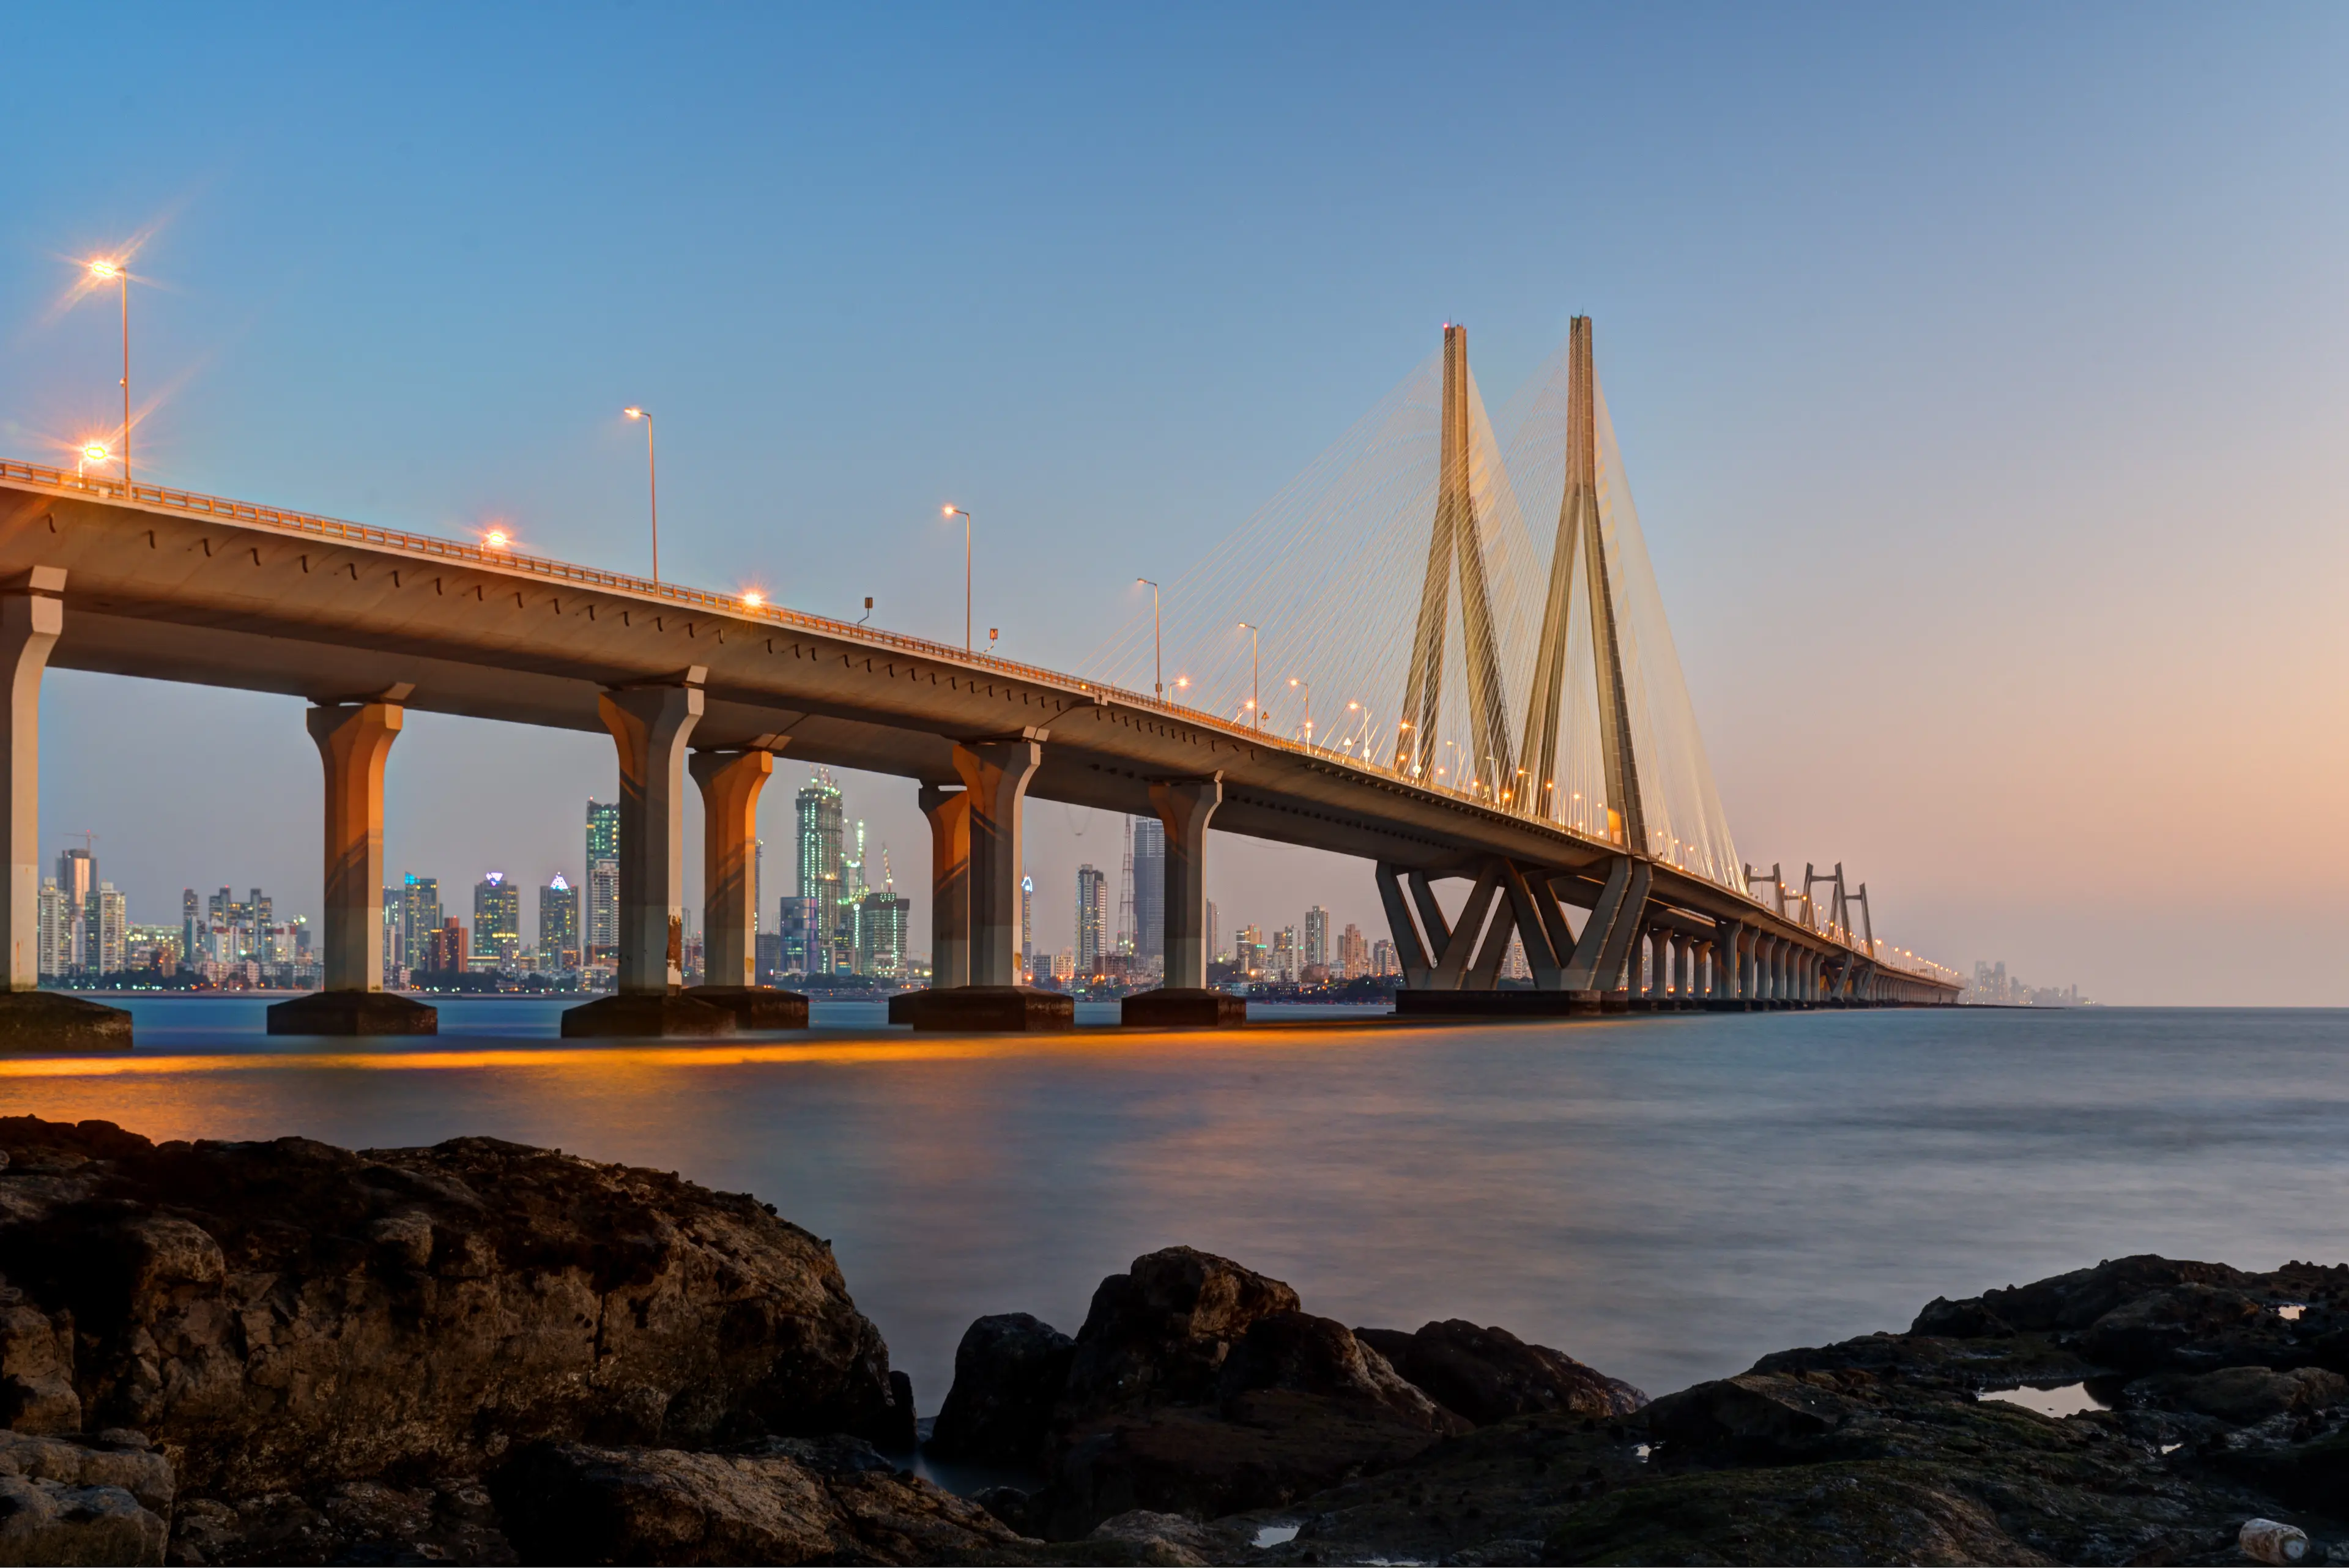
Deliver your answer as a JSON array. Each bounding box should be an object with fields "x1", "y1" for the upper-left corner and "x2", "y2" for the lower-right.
[{"x1": 4, "y1": 4, "x2": 2343, "y2": 1000}]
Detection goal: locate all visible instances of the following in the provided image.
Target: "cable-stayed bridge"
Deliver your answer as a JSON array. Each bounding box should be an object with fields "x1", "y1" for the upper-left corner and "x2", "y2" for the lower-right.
[{"x1": 0, "y1": 317, "x2": 1954, "y2": 1044}]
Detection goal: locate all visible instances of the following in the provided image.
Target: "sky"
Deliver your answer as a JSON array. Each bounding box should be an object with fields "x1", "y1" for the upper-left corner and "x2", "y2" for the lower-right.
[{"x1": 2, "y1": 4, "x2": 2344, "y2": 1003}]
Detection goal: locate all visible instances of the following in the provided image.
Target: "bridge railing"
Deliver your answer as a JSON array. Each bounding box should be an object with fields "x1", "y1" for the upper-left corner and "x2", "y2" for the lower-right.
[{"x1": 4, "y1": 458, "x2": 1942, "y2": 980}]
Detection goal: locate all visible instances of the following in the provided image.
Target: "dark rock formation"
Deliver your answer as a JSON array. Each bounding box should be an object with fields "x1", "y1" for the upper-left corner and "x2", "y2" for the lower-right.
[
  {"x1": 927, "y1": 1313, "x2": 1074, "y2": 1465},
  {"x1": 0, "y1": 1115, "x2": 909, "y2": 1501},
  {"x1": 1354, "y1": 1318, "x2": 1647, "y2": 1425},
  {"x1": 491, "y1": 1435, "x2": 1030, "y2": 1565},
  {"x1": 0, "y1": 1428, "x2": 173, "y2": 1566}
]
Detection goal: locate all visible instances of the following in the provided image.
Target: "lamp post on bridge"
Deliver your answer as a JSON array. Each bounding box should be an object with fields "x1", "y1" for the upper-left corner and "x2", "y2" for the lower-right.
[
  {"x1": 84, "y1": 258, "x2": 131, "y2": 486},
  {"x1": 1137, "y1": 578, "x2": 1161, "y2": 699},
  {"x1": 944, "y1": 507, "x2": 973, "y2": 652},
  {"x1": 1237, "y1": 622, "x2": 1261, "y2": 730},
  {"x1": 1288, "y1": 677, "x2": 1312, "y2": 751},
  {"x1": 622, "y1": 407, "x2": 658, "y2": 583}
]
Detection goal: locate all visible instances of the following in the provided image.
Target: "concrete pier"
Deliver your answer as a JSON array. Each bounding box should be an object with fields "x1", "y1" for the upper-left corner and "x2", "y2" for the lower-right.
[
  {"x1": 681, "y1": 742, "x2": 807, "y2": 1028},
  {"x1": 1124, "y1": 773, "x2": 1242, "y2": 1027},
  {"x1": 269, "y1": 696, "x2": 436, "y2": 1036}
]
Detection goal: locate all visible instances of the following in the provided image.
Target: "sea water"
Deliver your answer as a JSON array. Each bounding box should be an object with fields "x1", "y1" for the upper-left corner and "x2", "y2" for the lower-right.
[{"x1": 3, "y1": 1001, "x2": 2343, "y2": 1410}]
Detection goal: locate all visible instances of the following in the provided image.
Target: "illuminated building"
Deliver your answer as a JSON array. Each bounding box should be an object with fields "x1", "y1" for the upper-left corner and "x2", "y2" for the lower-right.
[
  {"x1": 1304, "y1": 905, "x2": 1329, "y2": 971},
  {"x1": 796, "y1": 774, "x2": 844, "y2": 975},
  {"x1": 473, "y1": 872, "x2": 521, "y2": 968},
  {"x1": 399, "y1": 875, "x2": 442, "y2": 974},
  {"x1": 539, "y1": 874, "x2": 579, "y2": 972},
  {"x1": 585, "y1": 800, "x2": 619, "y2": 965},
  {"x1": 1132, "y1": 818, "x2": 1165, "y2": 963},
  {"x1": 1076, "y1": 864, "x2": 1107, "y2": 974}
]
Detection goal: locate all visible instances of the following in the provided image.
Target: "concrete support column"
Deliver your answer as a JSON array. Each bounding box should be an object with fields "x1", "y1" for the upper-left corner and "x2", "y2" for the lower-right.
[
  {"x1": 310, "y1": 701, "x2": 404, "y2": 990},
  {"x1": 1148, "y1": 774, "x2": 1222, "y2": 990},
  {"x1": 1677, "y1": 937, "x2": 1694, "y2": 1004},
  {"x1": 1740, "y1": 930, "x2": 1758, "y2": 1000},
  {"x1": 953, "y1": 729, "x2": 1043, "y2": 987},
  {"x1": 918, "y1": 783, "x2": 970, "y2": 990},
  {"x1": 1712, "y1": 923, "x2": 1739, "y2": 1002},
  {"x1": 1649, "y1": 930, "x2": 1669, "y2": 999},
  {"x1": 689, "y1": 746, "x2": 777, "y2": 990},
  {"x1": 599, "y1": 676, "x2": 703, "y2": 995},
  {"x1": 0, "y1": 573, "x2": 61, "y2": 993}
]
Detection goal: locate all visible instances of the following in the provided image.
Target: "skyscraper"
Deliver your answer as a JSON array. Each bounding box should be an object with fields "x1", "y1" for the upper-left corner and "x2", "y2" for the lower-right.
[
  {"x1": 859, "y1": 886, "x2": 910, "y2": 979},
  {"x1": 400, "y1": 875, "x2": 442, "y2": 974},
  {"x1": 1020, "y1": 874, "x2": 1034, "y2": 979},
  {"x1": 36, "y1": 879, "x2": 67, "y2": 978},
  {"x1": 539, "y1": 874, "x2": 579, "y2": 972},
  {"x1": 777, "y1": 894, "x2": 821, "y2": 976},
  {"x1": 182, "y1": 888, "x2": 199, "y2": 971},
  {"x1": 585, "y1": 800, "x2": 620, "y2": 965},
  {"x1": 1304, "y1": 905, "x2": 1329, "y2": 972},
  {"x1": 838, "y1": 819, "x2": 867, "y2": 973},
  {"x1": 473, "y1": 872, "x2": 521, "y2": 967},
  {"x1": 1076, "y1": 864, "x2": 1107, "y2": 975},
  {"x1": 94, "y1": 884, "x2": 127, "y2": 974},
  {"x1": 380, "y1": 889, "x2": 403, "y2": 984},
  {"x1": 1133, "y1": 818, "x2": 1165, "y2": 964},
  {"x1": 1207, "y1": 899, "x2": 1220, "y2": 964},
  {"x1": 56, "y1": 848, "x2": 94, "y2": 973},
  {"x1": 796, "y1": 774, "x2": 844, "y2": 975}
]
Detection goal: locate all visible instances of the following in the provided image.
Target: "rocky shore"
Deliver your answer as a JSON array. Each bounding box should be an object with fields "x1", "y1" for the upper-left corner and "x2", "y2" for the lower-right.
[{"x1": 4, "y1": 1113, "x2": 2345, "y2": 1564}]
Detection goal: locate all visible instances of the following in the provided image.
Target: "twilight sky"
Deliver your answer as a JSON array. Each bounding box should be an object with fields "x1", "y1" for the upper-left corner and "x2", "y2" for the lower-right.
[{"x1": 3, "y1": 4, "x2": 2343, "y2": 1002}]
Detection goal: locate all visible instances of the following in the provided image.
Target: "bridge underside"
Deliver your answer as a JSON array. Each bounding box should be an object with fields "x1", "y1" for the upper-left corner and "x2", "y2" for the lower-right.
[{"x1": 0, "y1": 477, "x2": 1954, "y2": 1023}]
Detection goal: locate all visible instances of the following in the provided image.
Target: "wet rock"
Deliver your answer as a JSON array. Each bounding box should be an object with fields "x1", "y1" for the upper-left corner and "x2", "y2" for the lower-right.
[
  {"x1": 929, "y1": 1313, "x2": 1074, "y2": 1465},
  {"x1": 1353, "y1": 1319, "x2": 1646, "y2": 1425},
  {"x1": 1058, "y1": 1246, "x2": 1301, "y2": 1413},
  {"x1": 1911, "y1": 1255, "x2": 2248, "y2": 1337},
  {"x1": 0, "y1": 1428, "x2": 173, "y2": 1567},
  {"x1": 2082, "y1": 1283, "x2": 2278, "y2": 1371},
  {"x1": 0, "y1": 1115, "x2": 911, "y2": 1499},
  {"x1": 491, "y1": 1435, "x2": 1032, "y2": 1565}
]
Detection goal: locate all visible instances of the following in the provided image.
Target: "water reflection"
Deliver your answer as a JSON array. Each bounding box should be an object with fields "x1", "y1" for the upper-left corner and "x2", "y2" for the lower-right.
[{"x1": 4, "y1": 1001, "x2": 2347, "y2": 1415}]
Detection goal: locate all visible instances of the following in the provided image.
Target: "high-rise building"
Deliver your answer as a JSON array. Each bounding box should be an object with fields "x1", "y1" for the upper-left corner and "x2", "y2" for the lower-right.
[
  {"x1": 539, "y1": 874, "x2": 580, "y2": 972},
  {"x1": 400, "y1": 875, "x2": 442, "y2": 973},
  {"x1": 777, "y1": 894, "x2": 822, "y2": 976},
  {"x1": 1338, "y1": 923, "x2": 1368, "y2": 979},
  {"x1": 837, "y1": 819, "x2": 869, "y2": 973},
  {"x1": 1236, "y1": 924, "x2": 1264, "y2": 976},
  {"x1": 35, "y1": 878, "x2": 67, "y2": 978},
  {"x1": 1273, "y1": 926, "x2": 1298, "y2": 982},
  {"x1": 1020, "y1": 874, "x2": 1034, "y2": 978},
  {"x1": 1303, "y1": 905, "x2": 1329, "y2": 971},
  {"x1": 380, "y1": 889, "x2": 404, "y2": 984},
  {"x1": 585, "y1": 800, "x2": 620, "y2": 965},
  {"x1": 94, "y1": 883, "x2": 127, "y2": 974},
  {"x1": 56, "y1": 848, "x2": 95, "y2": 973},
  {"x1": 1371, "y1": 938, "x2": 1398, "y2": 978},
  {"x1": 1076, "y1": 864, "x2": 1108, "y2": 975},
  {"x1": 473, "y1": 872, "x2": 521, "y2": 967},
  {"x1": 859, "y1": 888, "x2": 910, "y2": 979},
  {"x1": 1208, "y1": 899, "x2": 1221, "y2": 964},
  {"x1": 795, "y1": 775, "x2": 845, "y2": 975},
  {"x1": 182, "y1": 888, "x2": 200, "y2": 972},
  {"x1": 1133, "y1": 818, "x2": 1165, "y2": 964},
  {"x1": 426, "y1": 917, "x2": 467, "y2": 974}
]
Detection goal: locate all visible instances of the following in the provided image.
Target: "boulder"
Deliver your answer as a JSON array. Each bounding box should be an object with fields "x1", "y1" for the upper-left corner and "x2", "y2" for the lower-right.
[
  {"x1": 0, "y1": 1116, "x2": 910, "y2": 1499},
  {"x1": 1641, "y1": 1373, "x2": 1871, "y2": 1465},
  {"x1": 2130, "y1": 1364, "x2": 2348, "y2": 1425},
  {"x1": 491, "y1": 1436, "x2": 1032, "y2": 1565},
  {"x1": 1036, "y1": 1250, "x2": 1466, "y2": 1537},
  {"x1": 1909, "y1": 1255, "x2": 2248, "y2": 1337},
  {"x1": 0, "y1": 1429, "x2": 173, "y2": 1567},
  {"x1": 1353, "y1": 1319, "x2": 1646, "y2": 1425},
  {"x1": 927, "y1": 1312, "x2": 1074, "y2": 1466},
  {"x1": 2080, "y1": 1282, "x2": 2273, "y2": 1370},
  {"x1": 165, "y1": 1477, "x2": 516, "y2": 1566}
]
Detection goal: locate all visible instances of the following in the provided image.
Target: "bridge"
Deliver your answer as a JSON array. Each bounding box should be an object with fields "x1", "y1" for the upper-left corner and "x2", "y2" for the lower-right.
[{"x1": 0, "y1": 316, "x2": 1956, "y2": 1042}]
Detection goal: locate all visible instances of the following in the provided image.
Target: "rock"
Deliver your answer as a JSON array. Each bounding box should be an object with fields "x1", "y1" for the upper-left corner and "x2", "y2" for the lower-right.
[
  {"x1": 0, "y1": 1428, "x2": 173, "y2": 1567},
  {"x1": 490, "y1": 1436, "x2": 1033, "y2": 1565},
  {"x1": 1034, "y1": 1250, "x2": 1469, "y2": 1538},
  {"x1": 2081, "y1": 1282, "x2": 2276, "y2": 1370},
  {"x1": 1911, "y1": 1255, "x2": 2251, "y2": 1337},
  {"x1": 1642, "y1": 1372, "x2": 1871, "y2": 1464},
  {"x1": 1082, "y1": 1508, "x2": 1253, "y2": 1565},
  {"x1": 928, "y1": 1313, "x2": 1074, "y2": 1466},
  {"x1": 162, "y1": 1477, "x2": 516, "y2": 1566},
  {"x1": 0, "y1": 1115, "x2": 911, "y2": 1501},
  {"x1": 1353, "y1": 1320, "x2": 1646, "y2": 1425},
  {"x1": 2131, "y1": 1365, "x2": 2349, "y2": 1425}
]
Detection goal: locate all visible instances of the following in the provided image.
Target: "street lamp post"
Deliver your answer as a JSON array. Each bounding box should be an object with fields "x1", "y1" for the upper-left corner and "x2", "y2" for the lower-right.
[
  {"x1": 1237, "y1": 622, "x2": 1261, "y2": 729},
  {"x1": 1288, "y1": 677, "x2": 1312, "y2": 749},
  {"x1": 1136, "y1": 578, "x2": 1161, "y2": 698},
  {"x1": 944, "y1": 507, "x2": 972, "y2": 651},
  {"x1": 87, "y1": 259, "x2": 128, "y2": 486},
  {"x1": 622, "y1": 408, "x2": 658, "y2": 582}
]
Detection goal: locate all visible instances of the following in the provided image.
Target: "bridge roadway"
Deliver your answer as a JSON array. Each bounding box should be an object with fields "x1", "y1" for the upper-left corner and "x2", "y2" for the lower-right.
[{"x1": 0, "y1": 460, "x2": 1954, "y2": 1036}]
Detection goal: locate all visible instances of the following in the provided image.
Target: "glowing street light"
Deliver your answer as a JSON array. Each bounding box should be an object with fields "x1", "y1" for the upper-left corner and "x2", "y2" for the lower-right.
[
  {"x1": 86, "y1": 258, "x2": 130, "y2": 485},
  {"x1": 483, "y1": 527, "x2": 510, "y2": 550},
  {"x1": 1237, "y1": 622, "x2": 1261, "y2": 729},
  {"x1": 1136, "y1": 577, "x2": 1162, "y2": 698},
  {"x1": 943, "y1": 506, "x2": 973, "y2": 651},
  {"x1": 1288, "y1": 677, "x2": 1312, "y2": 749},
  {"x1": 76, "y1": 442, "x2": 109, "y2": 478},
  {"x1": 743, "y1": 590, "x2": 764, "y2": 608},
  {"x1": 622, "y1": 408, "x2": 659, "y2": 582}
]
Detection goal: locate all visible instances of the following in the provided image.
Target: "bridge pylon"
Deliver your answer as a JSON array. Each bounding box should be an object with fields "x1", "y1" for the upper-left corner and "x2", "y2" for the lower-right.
[
  {"x1": 1520, "y1": 316, "x2": 1645, "y2": 846},
  {"x1": 1393, "y1": 325, "x2": 1515, "y2": 800}
]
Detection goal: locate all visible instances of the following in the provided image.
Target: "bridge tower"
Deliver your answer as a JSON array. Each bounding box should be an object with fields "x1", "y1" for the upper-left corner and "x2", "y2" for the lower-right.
[
  {"x1": 1394, "y1": 325, "x2": 1515, "y2": 799},
  {"x1": 1520, "y1": 316, "x2": 1645, "y2": 847}
]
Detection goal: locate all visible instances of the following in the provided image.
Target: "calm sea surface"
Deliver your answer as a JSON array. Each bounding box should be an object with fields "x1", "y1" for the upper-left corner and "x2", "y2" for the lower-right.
[{"x1": 2, "y1": 1000, "x2": 2342, "y2": 1412}]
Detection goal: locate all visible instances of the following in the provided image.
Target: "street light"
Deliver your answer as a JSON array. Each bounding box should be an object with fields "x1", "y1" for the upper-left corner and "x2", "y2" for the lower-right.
[
  {"x1": 87, "y1": 259, "x2": 129, "y2": 485},
  {"x1": 622, "y1": 408, "x2": 658, "y2": 582},
  {"x1": 1237, "y1": 622, "x2": 1261, "y2": 729},
  {"x1": 76, "y1": 442, "x2": 109, "y2": 478},
  {"x1": 1288, "y1": 677, "x2": 1312, "y2": 749},
  {"x1": 1136, "y1": 578, "x2": 1162, "y2": 698},
  {"x1": 943, "y1": 507, "x2": 972, "y2": 651}
]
